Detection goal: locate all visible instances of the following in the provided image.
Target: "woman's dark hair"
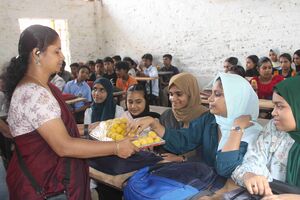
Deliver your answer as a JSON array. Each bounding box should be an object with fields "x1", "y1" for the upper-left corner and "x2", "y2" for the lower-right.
[
  {"x1": 225, "y1": 57, "x2": 238, "y2": 65},
  {"x1": 228, "y1": 65, "x2": 246, "y2": 77},
  {"x1": 257, "y1": 57, "x2": 272, "y2": 68},
  {"x1": 247, "y1": 55, "x2": 259, "y2": 67},
  {"x1": 1, "y1": 25, "x2": 59, "y2": 105},
  {"x1": 279, "y1": 53, "x2": 292, "y2": 63},
  {"x1": 126, "y1": 84, "x2": 149, "y2": 113},
  {"x1": 294, "y1": 49, "x2": 300, "y2": 57}
]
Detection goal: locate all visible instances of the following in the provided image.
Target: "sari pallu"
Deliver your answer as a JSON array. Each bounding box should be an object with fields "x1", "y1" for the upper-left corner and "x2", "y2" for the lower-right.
[{"x1": 6, "y1": 84, "x2": 91, "y2": 200}]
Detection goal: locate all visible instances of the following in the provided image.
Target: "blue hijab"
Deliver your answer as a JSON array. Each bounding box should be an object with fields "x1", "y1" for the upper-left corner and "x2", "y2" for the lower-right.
[
  {"x1": 214, "y1": 73, "x2": 262, "y2": 150},
  {"x1": 91, "y1": 78, "x2": 116, "y2": 123}
]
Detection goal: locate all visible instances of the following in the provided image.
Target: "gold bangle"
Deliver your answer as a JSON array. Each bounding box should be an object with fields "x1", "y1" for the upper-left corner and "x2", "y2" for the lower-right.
[{"x1": 114, "y1": 142, "x2": 120, "y2": 155}]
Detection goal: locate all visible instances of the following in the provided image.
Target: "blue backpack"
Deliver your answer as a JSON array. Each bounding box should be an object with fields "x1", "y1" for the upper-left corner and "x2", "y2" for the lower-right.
[{"x1": 124, "y1": 162, "x2": 226, "y2": 200}]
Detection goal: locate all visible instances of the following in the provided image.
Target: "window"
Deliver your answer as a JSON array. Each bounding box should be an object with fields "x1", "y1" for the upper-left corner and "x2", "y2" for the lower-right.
[{"x1": 18, "y1": 18, "x2": 71, "y2": 69}]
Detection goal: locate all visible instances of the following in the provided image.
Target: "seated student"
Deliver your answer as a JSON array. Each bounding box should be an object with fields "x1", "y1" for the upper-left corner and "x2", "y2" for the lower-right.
[
  {"x1": 250, "y1": 57, "x2": 284, "y2": 100},
  {"x1": 84, "y1": 78, "x2": 124, "y2": 124},
  {"x1": 115, "y1": 61, "x2": 137, "y2": 92},
  {"x1": 58, "y1": 61, "x2": 72, "y2": 82},
  {"x1": 95, "y1": 59, "x2": 105, "y2": 79},
  {"x1": 63, "y1": 65, "x2": 92, "y2": 123},
  {"x1": 232, "y1": 76, "x2": 300, "y2": 199},
  {"x1": 228, "y1": 65, "x2": 246, "y2": 77},
  {"x1": 122, "y1": 84, "x2": 160, "y2": 120},
  {"x1": 123, "y1": 57, "x2": 137, "y2": 77},
  {"x1": 159, "y1": 54, "x2": 179, "y2": 107},
  {"x1": 103, "y1": 57, "x2": 117, "y2": 86},
  {"x1": 70, "y1": 62, "x2": 79, "y2": 80},
  {"x1": 293, "y1": 49, "x2": 300, "y2": 72},
  {"x1": 136, "y1": 53, "x2": 159, "y2": 105},
  {"x1": 50, "y1": 73, "x2": 65, "y2": 91},
  {"x1": 269, "y1": 48, "x2": 281, "y2": 70},
  {"x1": 278, "y1": 53, "x2": 297, "y2": 78},
  {"x1": 112, "y1": 55, "x2": 122, "y2": 66},
  {"x1": 128, "y1": 73, "x2": 261, "y2": 178},
  {"x1": 224, "y1": 57, "x2": 239, "y2": 73},
  {"x1": 245, "y1": 55, "x2": 259, "y2": 77},
  {"x1": 87, "y1": 60, "x2": 96, "y2": 81}
]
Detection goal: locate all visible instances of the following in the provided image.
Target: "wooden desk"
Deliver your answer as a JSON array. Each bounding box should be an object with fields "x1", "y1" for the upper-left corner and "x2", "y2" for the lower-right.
[
  {"x1": 201, "y1": 98, "x2": 274, "y2": 111},
  {"x1": 65, "y1": 97, "x2": 87, "y2": 105},
  {"x1": 158, "y1": 71, "x2": 174, "y2": 76},
  {"x1": 135, "y1": 76, "x2": 158, "y2": 98},
  {"x1": 150, "y1": 105, "x2": 170, "y2": 115}
]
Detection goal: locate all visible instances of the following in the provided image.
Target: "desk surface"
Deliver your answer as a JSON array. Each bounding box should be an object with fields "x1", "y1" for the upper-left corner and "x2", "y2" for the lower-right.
[
  {"x1": 158, "y1": 71, "x2": 173, "y2": 75},
  {"x1": 65, "y1": 97, "x2": 87, "y2": 105},
  {"x1": 201, "y1": 98, "x2": 274, "y2": 110},
  {"x1": 135, "y1": 76, "x2": 158, "y2": 81}
]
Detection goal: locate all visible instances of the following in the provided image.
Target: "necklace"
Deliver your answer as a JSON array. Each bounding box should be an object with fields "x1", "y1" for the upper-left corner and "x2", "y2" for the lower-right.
[{"x1": 24, "y1": 74, "x2": 50, "y2": 90}]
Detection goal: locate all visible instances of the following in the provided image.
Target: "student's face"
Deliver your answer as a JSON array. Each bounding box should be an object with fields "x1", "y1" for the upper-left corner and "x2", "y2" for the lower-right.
[
  {"x1": 70, "y1": 66, "x2": 78, "y2": 76},
  {"x1": 77, "y1": 68, "x2": 89, "y2": 81},
  {"x1": 39, "y1": 38, "x2": 64, "y2": 74},
  {"x1": 280, "y1": 57, "x2": 291, "y2": 71},
  {"x1": 92, "y1": 83, "x2": 108, "y2": 103},
  {"x1": 169, "y1": 85, "x2": 189, "y2": 110},
  {"x1": 127, "y1": 91, "x2": 146, "y2": 117},
  {"x1": 142, "y1": 59, "x2": 152, "y2": 68},
  {"x1": 89, "y1": 64, "x2": 95, "y2": 73},
  {"x1": 95, "y1": 63, "x2": 104, "y2": 74},
  {"x1": 269, "y1": 51, "x2": 278, "y2": 62},
  {"x1": 116, "y1": 68, "x2": 127, "y2": 78},
  {"x1": 293, "y1": 54, "x2": 300, "y2": 66},
  {"x1": 223, "y1": 61, "x2": 232, "y2": 73},
  {"x1": 208, "y1": 81, "x2": 227, "y2": 117},
  {"x1": 271, "y1": 92, "x2": 296, "y2": 132},
  {"x1": 163, "y1": 57, "x2": 171, "y2": 66},
  {"x1": 258, "y1": 62, "x2": 273, "y2": 80},
  {"x1": 246, "y1": 58, "x2": 255, "y2": 70},
  {"x1": 104, "y1": 62, "x2": 114, "y2": 72}
]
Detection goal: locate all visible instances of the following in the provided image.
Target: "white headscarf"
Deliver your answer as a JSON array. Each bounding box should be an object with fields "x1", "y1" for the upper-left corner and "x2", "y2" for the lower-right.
[
  {"x1": 214, "y1": 73, "x2": 262, "y2": 150},
  {"x1": 270, "y1": 48, "x2": 280, "y2": 56}
]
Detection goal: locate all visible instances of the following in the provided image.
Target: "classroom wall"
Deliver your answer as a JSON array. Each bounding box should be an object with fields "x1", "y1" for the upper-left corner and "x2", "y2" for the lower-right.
[
  {"x1": 100, "y1": 0, "x2": 300, "y2": 87},
  {"x1": 0, "y1": 0, "x2": 102, "y2": 69}
]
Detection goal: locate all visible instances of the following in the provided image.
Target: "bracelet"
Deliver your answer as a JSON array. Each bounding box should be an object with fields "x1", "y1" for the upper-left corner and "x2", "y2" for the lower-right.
[
  {"x1": 114, "y1": 142, "x2": 120, "y2": 155},
  {"x1": 84, "y1": 124, "x2": 89, "y2": 136}
]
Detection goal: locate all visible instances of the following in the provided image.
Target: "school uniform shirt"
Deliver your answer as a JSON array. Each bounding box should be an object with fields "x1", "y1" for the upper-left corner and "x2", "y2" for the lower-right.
[
  {"x1": 63, "y1": 79, "x2": 92, "y2": 109},
  {"x1": 278, "y1": 69, "x2": 297, "y2": 78},
  {"x1": 50, "y1": 74, "x2": 65, "y2": 91},
  {"x1": 232, "y1": 119, "x2": 295, "y2": 187},
  {"x1": 144, "y1": 65, "x2": 159, "y2": 96},
  {"x1": 250, "y1": 75, "x2": 284, "y2": 99},
  {"x1": 103, "y1": 73, "x2": 117, "y2": 86},
  {"x1": 116, "y1": 76, "x2": 137, "y2": 92}
]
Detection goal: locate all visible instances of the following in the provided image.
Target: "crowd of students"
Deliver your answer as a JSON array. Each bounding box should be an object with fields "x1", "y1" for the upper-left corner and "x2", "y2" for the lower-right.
[{"x1": 0, "y1": 25, "x2": 300, "y2": 200}]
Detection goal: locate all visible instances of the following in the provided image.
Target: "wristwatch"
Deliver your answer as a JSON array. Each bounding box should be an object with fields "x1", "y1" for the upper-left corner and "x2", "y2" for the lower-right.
[
  {"x1": 230, "y1": 126, "x2": 244, "y2": 133},
  {"x1": 84, "y1": 124, "x2": 89, "y2": 137}
]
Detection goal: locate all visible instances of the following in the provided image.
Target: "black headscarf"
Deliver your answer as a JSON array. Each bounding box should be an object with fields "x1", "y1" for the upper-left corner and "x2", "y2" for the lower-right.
[{"x1": 91, "y1": 78, "x2": 116, "y2": 123}]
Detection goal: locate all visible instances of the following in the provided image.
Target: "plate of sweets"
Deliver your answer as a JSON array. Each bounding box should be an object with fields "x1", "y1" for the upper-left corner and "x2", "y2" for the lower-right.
[{"x1": 89, "y1": 118, "x2": 165, "y2": 149}]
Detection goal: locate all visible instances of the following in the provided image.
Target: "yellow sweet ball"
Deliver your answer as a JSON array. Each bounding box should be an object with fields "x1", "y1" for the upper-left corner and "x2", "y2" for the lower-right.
[
  {"x1": 148, "y1": 131, "x2": 157, "y2": 138},
  {"x1": 116, "y1": 126, "x2": 123, "y2": 134},
  {"x1": 139, "y1": 138, "x2": 148, "y2": 145},
  {"x1": 153, "y1": 137, "x2": 161, "y2": 143},
  {"x1": 145, "y1": 137, "x2": 154, "y2": 144},
  {"x1": 115, "y1": 134, "x2": 124, "y2": 141},
  {"x1": 132, "y1": 140, "x2": 141, "y2": 148}
]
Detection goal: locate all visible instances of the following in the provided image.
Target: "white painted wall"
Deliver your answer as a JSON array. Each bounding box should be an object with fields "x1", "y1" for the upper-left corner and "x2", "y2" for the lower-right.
[
  {"x1": 1, "y1": 0, "x2": 300, "y2": 87},
  {"x1": 0, "y1": 0, "x2": 101, "y2": 69},
  {"x1": 100, "y1": 0, "x2": 300, "y2": 87}
]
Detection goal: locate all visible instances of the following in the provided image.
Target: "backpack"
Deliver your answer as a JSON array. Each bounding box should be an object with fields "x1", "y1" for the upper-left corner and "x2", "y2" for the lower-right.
[{"x1": 124, "y1": 162, "x2": 226, "y2": 200}]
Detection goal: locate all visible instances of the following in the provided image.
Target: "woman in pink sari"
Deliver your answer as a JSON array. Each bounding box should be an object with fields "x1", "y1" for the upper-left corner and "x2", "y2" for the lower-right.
[{"x1": 2, "y1": 25, "x2": 138, "y2": 200}]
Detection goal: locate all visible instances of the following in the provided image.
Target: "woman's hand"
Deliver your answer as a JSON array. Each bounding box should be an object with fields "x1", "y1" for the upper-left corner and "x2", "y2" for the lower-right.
[
  {"x1": 161, "y1": 153, "x2": 184, "y2": 162},
  {"x1": 262, "y1": 194, "x2": 300, "y2": 200},
  {"x1": 243, "y1": 172, "x2": 273, "y2": 196},
  {"x1": 126, "y1": 116, "x2": 155, "y2": 135},
  {"x1": 233, "y1": 115, "x2": 253, "y2": 129},
  {"x1": 116, "y1": 137, "x2": 139, "y2": 159}
]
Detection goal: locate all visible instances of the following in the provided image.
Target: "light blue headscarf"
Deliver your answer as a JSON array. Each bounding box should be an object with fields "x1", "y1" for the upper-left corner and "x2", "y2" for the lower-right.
[{"x1": 214, "y1": 73, "x2": 262, "y2": 150}]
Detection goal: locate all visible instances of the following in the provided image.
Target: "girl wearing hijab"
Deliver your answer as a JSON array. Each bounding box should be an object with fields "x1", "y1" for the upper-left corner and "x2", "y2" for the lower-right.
[
  {"x1": 232, "y1": 76, "x2": 300, "y2": 199},
  {"x1": 122, "y1": 84, "x2": 160, "y2": 120},
  {"x1": 84, "y1": 78, "x2": 124, "y2": 124},
  {"x1": 128, "y1": 73, "x2": 261, "y2": 177},
  {"x1": 269, "y1": 48, "x2": 281, "y2": 70}
]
